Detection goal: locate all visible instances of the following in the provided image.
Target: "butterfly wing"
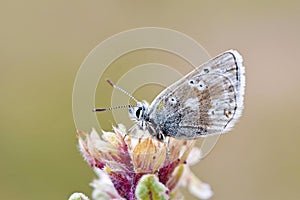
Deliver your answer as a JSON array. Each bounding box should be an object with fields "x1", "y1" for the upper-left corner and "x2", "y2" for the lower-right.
[{"x1": 147, "y1": 50, "x2": 245, "y2": 139}]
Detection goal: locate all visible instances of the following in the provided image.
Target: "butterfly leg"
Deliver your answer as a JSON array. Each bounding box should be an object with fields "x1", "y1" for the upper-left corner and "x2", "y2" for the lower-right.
[
  {"x1": 156, "y1": 132, "x2": 171, "y2": 160},
  {"x1": 165, "y1": 136, "x2": 171, "y2": 161},
  {"x1": 126, "y1": 124, "x2": 138, "y2": 140},
  {"x1": 148, "y1": 125, "x2": 171, "y2": 160}
]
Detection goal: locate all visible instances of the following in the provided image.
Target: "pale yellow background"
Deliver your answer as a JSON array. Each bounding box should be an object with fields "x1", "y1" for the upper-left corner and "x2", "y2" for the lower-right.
[{"x1": 1, "y1": 1, "x2": 300, "y2": 200}]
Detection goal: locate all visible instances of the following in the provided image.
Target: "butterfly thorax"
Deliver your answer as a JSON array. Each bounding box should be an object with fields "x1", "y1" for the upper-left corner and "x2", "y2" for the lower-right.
[{"x1": 129, "y1": 100, "x2": 167, "y2": 141}]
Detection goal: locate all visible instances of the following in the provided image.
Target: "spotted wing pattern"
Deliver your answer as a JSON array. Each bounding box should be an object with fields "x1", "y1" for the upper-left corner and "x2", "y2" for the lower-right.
[{"x1": 148, "y1": 50, "x2": 245, "y2": 139}]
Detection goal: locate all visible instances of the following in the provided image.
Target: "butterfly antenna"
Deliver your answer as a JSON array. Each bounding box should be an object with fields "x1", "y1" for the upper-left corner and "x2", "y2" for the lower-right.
[
  {"x1": 93, "y1": 105, "x2": 132, "y2": 112},
  {"x1": 106, "y1": 78, "x2": 139, "y2": 104}
]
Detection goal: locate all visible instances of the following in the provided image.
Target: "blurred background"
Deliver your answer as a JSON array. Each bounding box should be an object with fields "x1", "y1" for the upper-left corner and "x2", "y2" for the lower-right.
[{"x1": 1, "y1": 1, "x2": 300, "y2": 200}]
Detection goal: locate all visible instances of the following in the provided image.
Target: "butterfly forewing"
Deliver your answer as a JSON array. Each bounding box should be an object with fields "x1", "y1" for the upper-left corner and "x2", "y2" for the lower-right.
[{"x1": 148, "y1": 50, "x2": 245, "y2": 139}]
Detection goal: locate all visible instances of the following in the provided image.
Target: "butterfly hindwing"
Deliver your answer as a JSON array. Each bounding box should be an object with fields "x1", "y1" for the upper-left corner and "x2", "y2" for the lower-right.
[{"x1": 148, "y1": 50, "x2": 245, "y2": 139}]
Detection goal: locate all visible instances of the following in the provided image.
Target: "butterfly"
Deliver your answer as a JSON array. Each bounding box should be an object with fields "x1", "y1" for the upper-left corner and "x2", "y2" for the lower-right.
[{"x1": 94, "y1": 50, "x2": 245, "y2": 142}]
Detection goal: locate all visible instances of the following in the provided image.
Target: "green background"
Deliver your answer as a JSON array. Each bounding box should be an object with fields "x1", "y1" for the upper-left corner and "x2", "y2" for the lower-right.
[{"x1": 1, "y1": 1, "x2": 300, "y2": 200}]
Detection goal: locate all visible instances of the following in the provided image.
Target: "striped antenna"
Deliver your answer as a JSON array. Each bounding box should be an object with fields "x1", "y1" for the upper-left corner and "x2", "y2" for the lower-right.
[
  {"x1": 93, "y1": 78, "x2": 138, "y2": 113},
  {"x1": 106, "y1": 78, "x2": 139, "y2": 104}
]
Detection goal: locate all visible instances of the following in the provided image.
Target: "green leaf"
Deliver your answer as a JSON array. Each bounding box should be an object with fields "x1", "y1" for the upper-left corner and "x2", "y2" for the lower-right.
[{"x1": 135, "y1": 174, "x2": 168, "y2": 200}]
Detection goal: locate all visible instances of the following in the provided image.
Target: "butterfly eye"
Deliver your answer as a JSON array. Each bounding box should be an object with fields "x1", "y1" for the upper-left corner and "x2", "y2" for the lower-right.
[
  {"x1": 168, "y1": 96, "x2": 177, "y2": 104},
  {"x1": 135, "y1": 107, "x2": 142, "y2": 119}
]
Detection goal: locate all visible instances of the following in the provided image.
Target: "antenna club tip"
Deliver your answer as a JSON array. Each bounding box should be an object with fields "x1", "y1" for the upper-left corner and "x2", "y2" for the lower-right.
[
  {"x1": 93, "y1": 108, "x2": 105, "y2": 112},
  {"x1": 105, "y1": 78, "x2": 114, "y2": 87}
]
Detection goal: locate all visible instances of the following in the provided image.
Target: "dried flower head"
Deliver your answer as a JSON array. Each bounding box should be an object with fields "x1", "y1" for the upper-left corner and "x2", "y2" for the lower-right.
[{"x1": 73, "y1": 124, "x2": 212, "y2": 200}]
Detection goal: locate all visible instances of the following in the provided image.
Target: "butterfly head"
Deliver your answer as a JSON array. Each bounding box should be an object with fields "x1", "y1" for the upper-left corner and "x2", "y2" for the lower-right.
[{"x1": 128, "y1": 101, "x2": 150, "y2": 124}]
